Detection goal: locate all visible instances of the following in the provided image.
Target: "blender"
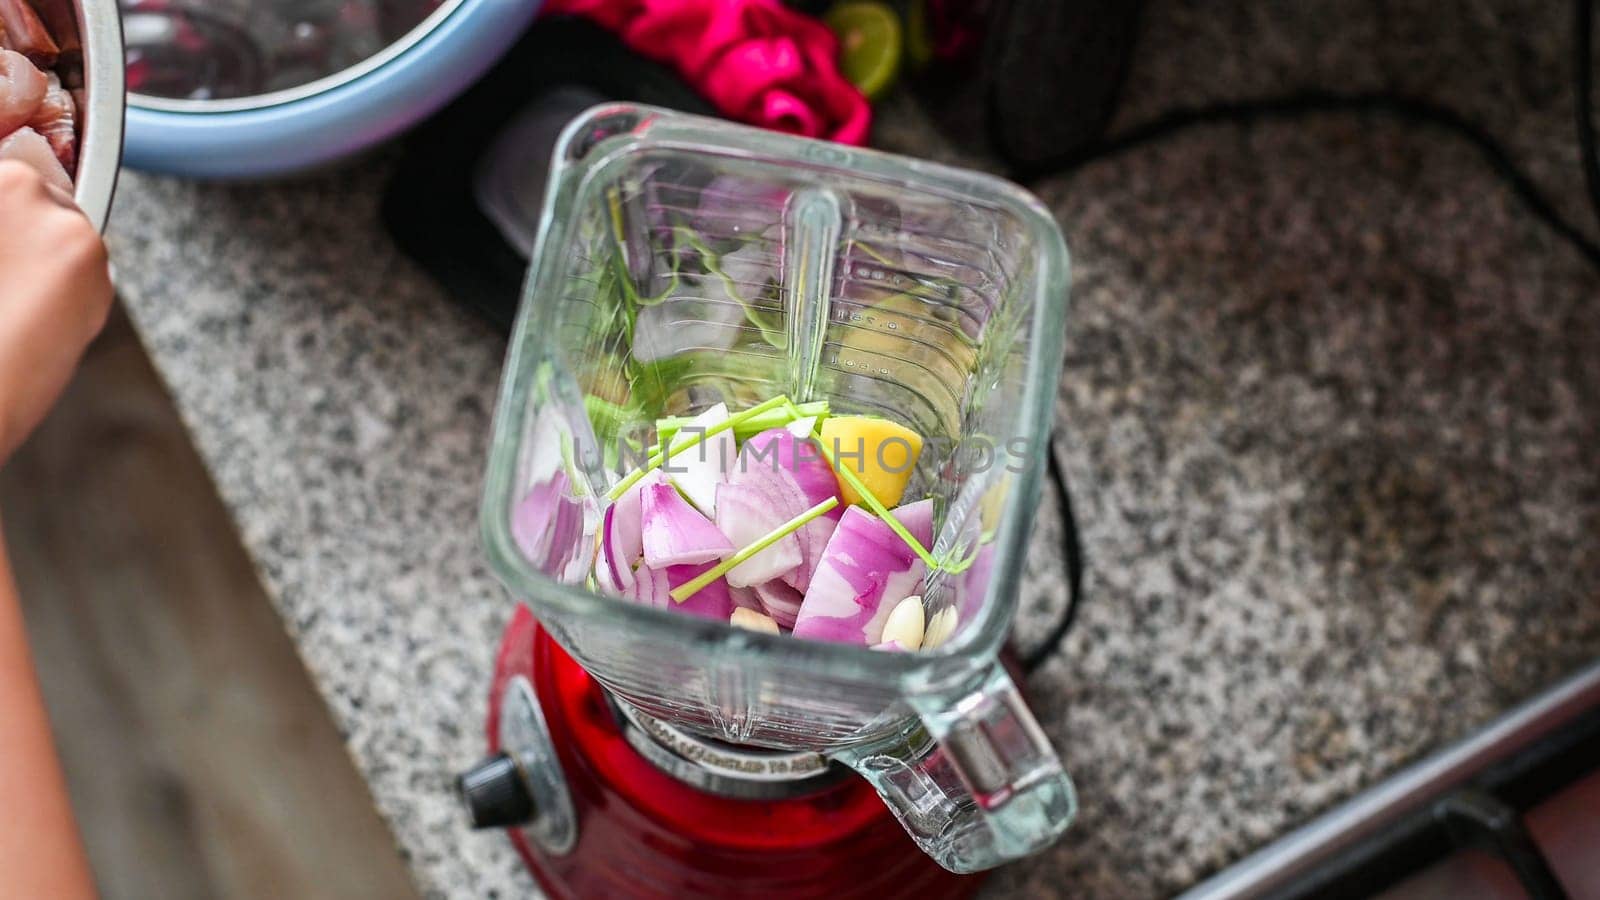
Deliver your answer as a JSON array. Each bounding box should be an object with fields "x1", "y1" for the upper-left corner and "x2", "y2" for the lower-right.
[{"x1": 458, "y1": 104, "x2": 1075, "y2": 897}]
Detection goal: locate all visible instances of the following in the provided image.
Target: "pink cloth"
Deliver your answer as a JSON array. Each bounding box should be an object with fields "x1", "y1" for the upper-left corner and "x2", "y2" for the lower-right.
[{"x1": 543, "y1": 0, "x2": 871, "y2": 145}]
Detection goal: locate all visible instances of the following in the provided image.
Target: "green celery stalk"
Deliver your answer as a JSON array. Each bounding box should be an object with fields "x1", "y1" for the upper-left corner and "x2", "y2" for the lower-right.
[
  {"x1": 671, "y1": 496, "x2": 840, "y2": 603},
  {"x1": 606, "y1": 395, "x2": 792, "y2": 501},
  {"x1": 656, "y1": 399, "x2": 830, "y2": 446},
  {"x1": 743, "y1": 400, "x2": 829, "y2": 435},
  {"x1": 942, "y1": 542, "x2": 983, "y2": 574},
  {"x1": 646, "y1": 395, "x2": 787, "y2": 470}
]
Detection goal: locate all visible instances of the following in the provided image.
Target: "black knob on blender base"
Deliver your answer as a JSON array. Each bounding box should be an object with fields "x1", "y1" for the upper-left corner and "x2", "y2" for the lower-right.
[{"x1": 457, "y1": 753, "x2": 535, "y2": 829}]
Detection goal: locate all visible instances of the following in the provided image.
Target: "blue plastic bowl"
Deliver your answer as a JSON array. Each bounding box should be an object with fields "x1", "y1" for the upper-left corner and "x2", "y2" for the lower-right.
[{"x1": 123, "y1": 0, "x2": 543, "y2": 178}]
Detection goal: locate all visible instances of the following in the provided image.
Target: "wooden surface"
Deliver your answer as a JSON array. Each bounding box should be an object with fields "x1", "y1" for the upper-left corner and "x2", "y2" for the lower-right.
[{"x1": 0, "y1": 308, "x2": 421, "y2": 900}]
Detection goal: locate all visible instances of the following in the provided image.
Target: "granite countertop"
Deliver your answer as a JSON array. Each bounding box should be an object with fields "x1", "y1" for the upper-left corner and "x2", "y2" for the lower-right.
[{"x1": 107, "y1": 1, "x2": 1600, "y2": 896}]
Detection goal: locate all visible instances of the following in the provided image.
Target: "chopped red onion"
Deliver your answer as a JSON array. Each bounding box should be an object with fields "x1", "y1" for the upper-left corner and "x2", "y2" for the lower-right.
[
  {"x1": 715, "y1": 480, "x2": 803, "y2": 587},
  {"x1": 793, "y1": 506, "x2": 927, "y2": 645},
  {"x1": 729, "y1": 427, "x2": 842, "y2": 592},
  {"x1": 629, "y1": 560, "x2": 734, "y2": 619},
  {"x1": 752, "y1": 579, "x2": 804, "y2": 629},
  {"x1": 663, "y1": 403, "x2": 736, "y2": 515},
  {"x1": 640, "y1": 481, "x2": 734, "y2": 568},
  {"x1": 891, "y1": 498, "x2": 935, "y2": 550}
]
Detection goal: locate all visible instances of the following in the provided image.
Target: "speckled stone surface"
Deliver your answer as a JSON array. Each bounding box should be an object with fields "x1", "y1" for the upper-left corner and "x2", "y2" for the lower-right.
[{"x1": 109, "y1": 1, "x2": 1600, "y2": 897}]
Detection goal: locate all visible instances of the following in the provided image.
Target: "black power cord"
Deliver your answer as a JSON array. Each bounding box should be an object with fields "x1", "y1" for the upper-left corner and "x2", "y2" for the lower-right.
[
  {"x1": 1021, "y1": 443, "x2": 1085, "y2": 675},
  {"x1": 1017, "y1": 0, "x2": 1600, "y2": 675},
  {"x1": 1578, "y1": 0, "x2": 1600, "y2": 228},
  {"x1": 1012, "y1": 90, "x2": 1600, "y2": 270}
]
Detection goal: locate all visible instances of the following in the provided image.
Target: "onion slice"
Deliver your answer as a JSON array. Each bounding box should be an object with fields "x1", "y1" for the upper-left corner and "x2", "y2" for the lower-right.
[
  {"x1": 668, "y1": 562, "x2": 735, "y2": 619},
  {"x1": 752, "y1": 579, "x2": 804, "y2": 629},
  {"x1": 640, "y1": 482, "x2": 734, "y2": 568},
  {"x1": 663, "y1": 402, "x2": 737, "y2": 515},
  {"x1": 793, "y1": 506, "x2": 927, "y2": 645},
  {"x1": 727, "y1": 427, "x2": 842, "y2": 592},
  {"x1": 729, "y1": 584, "x2": 765, "y2": 612},
  {"x1": 624, "y1": 557, "x2": 736, "y2": 621},
  {"x1": 597, "y1": 503, "x2": 635, "y2": 592},
  {"x1": 512, "y1": 470, "x2": 586, "y2": 576},
  {"x1": 890, "y1": 498, "x2": 935, "y2": 550},
  {"x1": 953, "y1": 544, "x2": 996, "y2": 624},
  {"x1": 626, "y1": 563, "x2": 670, "y2": 609},
  {"x1": 715, "y1": 481, "x2": 802, "y2": 587},
  {"x1": 628, "y1": 560, "x2": 733, "y2": 619},
  {"x1": 607, "y1": 469, "x2": 658, "y2": 566}
]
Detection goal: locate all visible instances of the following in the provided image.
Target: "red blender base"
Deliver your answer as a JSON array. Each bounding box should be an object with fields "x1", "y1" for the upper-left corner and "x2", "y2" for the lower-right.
[{"x1": 483, "y1": 605, "x2": 981, "y2": 900}]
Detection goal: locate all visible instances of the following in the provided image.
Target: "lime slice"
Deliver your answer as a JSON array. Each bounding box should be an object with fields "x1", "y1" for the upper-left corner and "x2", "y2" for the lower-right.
[{"x1": 825, "y1": 1, "x2": 903, "y2": 100}]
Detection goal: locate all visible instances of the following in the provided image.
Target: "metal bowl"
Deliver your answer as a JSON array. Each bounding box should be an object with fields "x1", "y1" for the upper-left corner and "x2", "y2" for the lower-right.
[
  {"x1": 70, "y1": 0, "x2": 125, "y2": 231},
  {"x1": 119, "y1": 0, "x2": 542, "y2": 179}
]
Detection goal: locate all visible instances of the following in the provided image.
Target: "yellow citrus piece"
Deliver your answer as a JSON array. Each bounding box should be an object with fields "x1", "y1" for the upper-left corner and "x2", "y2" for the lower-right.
[
  {"x1": 979, "y1": 474, "x2": 1009, "y2": 535},
  {"x1": 819, "y1": 414, "x2": 924, "y2": 507}
]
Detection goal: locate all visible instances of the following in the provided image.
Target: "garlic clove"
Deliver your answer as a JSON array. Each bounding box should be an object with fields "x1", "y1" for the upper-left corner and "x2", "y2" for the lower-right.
[
  {"x1": 730, "y1": 607, "x2": 780, "y2": 634},
  {"x1": 879, "y1": 595, "x2": 926, "y2": 650},
  {"x1": 921, "y1": 606, "x2": 957, "y2": 649}
]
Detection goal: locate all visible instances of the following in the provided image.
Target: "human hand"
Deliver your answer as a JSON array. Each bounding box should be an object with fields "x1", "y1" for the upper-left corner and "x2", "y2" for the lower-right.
[{"x1": 0, "y1": 159, "x2": 111, "y2": 464}]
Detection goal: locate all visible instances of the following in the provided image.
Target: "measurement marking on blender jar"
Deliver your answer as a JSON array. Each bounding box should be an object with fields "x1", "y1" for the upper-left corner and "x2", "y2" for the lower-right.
[{"x1": 784, "y1": 187, "x2": 843, "y2": 403}]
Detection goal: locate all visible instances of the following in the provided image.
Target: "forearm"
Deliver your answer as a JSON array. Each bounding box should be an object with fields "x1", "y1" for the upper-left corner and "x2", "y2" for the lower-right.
[
  {"x1": 0, "y1": 518, "x2": 96, "y2": 899},
  {"x1": 0, "y1": 159, "x2": 111, "y2": 898}
]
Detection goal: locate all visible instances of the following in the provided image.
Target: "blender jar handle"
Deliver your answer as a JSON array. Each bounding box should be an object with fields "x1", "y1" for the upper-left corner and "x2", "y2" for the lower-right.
[{"x1": 835, "y1": 663, "x2": 1077, "y2": 874}]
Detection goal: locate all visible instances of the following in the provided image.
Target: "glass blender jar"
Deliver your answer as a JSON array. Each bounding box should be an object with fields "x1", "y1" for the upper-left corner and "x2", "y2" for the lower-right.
[{"x1": 474, "y1": 104, "x2": 1075, "y2": 879}]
